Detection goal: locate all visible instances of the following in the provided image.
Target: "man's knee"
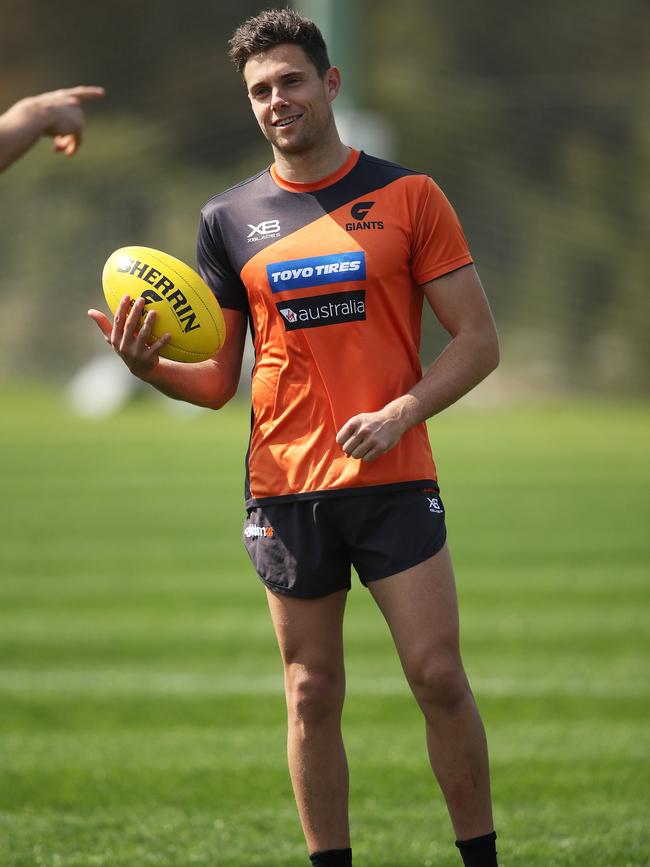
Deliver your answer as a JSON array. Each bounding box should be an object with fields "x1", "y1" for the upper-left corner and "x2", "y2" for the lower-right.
[
  {"x1": 285, "y1": 664, "x2": 345, "y2": 728},
  {"x1": 407, "y1": 651, "x2": 470, "y2": 713}
]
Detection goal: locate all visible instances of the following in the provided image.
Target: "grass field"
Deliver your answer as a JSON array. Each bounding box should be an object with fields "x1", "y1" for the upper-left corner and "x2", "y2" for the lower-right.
[{"x1": 0, "y1": 386, "x2": 648, "y2": 867}]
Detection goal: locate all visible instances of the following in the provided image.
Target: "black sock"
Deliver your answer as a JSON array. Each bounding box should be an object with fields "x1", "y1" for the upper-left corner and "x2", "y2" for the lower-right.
[
  {"x1": 455, "y1": 831, "x2": 498, "y2": 867},
  {"x1": 309, "y1": 847, "x2": 352, "y2": 866}
]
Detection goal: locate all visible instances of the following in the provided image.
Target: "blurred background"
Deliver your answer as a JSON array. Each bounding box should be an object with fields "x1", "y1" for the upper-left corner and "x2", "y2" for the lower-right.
[
  {"x1": 1, "y1": 3, "x2": 649, "y2": 866},
  {"x1": 1, "y1": 0, "x2": 648, "y2": 397}
]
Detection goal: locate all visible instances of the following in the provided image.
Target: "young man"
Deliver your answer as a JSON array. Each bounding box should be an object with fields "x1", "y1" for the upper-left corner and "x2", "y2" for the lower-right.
[
  {"x1": 89, "y1": 9, "x2": 500, "y2": 867},
  {"x1": 0, "y1": 86, "x2": 105, "y2": 172}
]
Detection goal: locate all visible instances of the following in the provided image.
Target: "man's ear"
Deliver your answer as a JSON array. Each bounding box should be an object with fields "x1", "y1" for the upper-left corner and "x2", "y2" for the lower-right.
[{"x1": 325, "y1": 66, "x2": 341, "y2": 102}]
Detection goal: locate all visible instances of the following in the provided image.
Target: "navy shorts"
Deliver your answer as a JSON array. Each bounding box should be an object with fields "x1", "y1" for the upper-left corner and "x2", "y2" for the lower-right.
[{"x1": 243, "y1": 487, "x2": 447, "y2": 598}]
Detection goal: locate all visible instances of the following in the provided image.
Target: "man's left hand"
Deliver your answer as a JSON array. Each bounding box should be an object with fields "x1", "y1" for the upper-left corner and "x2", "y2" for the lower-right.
[{"x1": 336, "y1": 406, "x2": 408, "y2": 462}]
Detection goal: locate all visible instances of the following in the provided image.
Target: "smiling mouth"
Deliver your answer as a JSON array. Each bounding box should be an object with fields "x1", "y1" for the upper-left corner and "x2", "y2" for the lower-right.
[{"x1": 273, "y1": 114, "x2": 303, "y2": 128}]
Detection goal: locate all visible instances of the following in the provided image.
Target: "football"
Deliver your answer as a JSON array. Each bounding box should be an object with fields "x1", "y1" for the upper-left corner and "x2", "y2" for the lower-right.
[{"x1": 102, "y1": 246, "x2": 226, "y2": 363}]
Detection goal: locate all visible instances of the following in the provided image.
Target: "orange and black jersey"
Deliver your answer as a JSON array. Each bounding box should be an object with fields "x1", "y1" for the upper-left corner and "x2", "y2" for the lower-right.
[{"x1": 197, "y1": 148, "x2": 472, "y2": 506}]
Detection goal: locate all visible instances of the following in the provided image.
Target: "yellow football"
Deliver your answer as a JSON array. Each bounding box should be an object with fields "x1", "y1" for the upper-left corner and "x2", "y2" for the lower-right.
[{"x1": 102, "y1": 245, "x2": 226, "y2": 363}]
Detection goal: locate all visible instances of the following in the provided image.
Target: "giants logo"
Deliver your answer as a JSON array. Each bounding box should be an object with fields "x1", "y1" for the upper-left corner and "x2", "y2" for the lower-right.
[
  {"x1": 351, "y1": 201, "x2": 374, "y2": 220},
  {"x1": 346, "y1": 200, "x2": 384, "y2": 232}
]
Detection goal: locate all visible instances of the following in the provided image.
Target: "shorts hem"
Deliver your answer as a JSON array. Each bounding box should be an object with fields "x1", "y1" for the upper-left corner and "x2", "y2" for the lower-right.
[
  {"x1": 258, "y1": 574, "x2": 351, "y2": 599},
  {"x1": 361, "y1": 528, "x2": 447, "y2": 586}
]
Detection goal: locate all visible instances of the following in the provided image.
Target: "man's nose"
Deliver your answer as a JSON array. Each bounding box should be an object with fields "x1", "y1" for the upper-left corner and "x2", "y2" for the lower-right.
[{"x1": 270, "y1": 88, "x2": 289, "y2": 110}]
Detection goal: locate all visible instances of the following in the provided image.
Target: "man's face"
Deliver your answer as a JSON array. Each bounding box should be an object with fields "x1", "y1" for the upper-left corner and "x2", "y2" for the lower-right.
[{"x1": 243, "y1": 43, "x2": 340, "y2": 156}]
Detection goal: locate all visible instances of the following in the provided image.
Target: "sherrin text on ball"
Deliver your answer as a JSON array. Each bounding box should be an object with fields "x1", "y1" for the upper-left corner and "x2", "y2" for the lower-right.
[{"x1": 102, "y1": 246, "x2": 226, "y2": 363}]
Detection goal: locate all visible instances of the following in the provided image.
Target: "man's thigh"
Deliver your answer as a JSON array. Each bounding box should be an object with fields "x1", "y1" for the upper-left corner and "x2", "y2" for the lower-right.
[
  {"x1": 266, "y1": 587, "x2": 348, "y2": 670},
  {"x1": 367, "y1": 544, "x2": 461, "y2": 667}
]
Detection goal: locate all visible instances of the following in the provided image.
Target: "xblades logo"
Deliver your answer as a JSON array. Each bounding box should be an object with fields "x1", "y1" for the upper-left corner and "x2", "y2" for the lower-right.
[
  {"x1": 346, "y1": 201, "x2": 384, "y2": 232},
  {"x1": 247, "y1": 219, "x2": 281, "y2": 242}
]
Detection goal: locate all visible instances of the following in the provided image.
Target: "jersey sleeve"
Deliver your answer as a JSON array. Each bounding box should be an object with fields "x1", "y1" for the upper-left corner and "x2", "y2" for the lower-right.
[
  {"x1": 410, "y1": 177, "x2": 473, "y2": 285},
  {"x1": 196, "y1": 211, "x2": 250, "y2": 312}
]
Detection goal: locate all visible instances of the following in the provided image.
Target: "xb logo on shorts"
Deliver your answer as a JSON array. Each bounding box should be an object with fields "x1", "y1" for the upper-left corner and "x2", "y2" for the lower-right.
[
  {"x1": 247, "y1": 219, "x2": 281, "y2": 242},
  {"x1": 427, "y1": 497, "x2": 443, "y2": 514}
]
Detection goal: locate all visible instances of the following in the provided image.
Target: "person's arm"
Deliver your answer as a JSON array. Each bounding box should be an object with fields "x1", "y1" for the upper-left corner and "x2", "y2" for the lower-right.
[
  {"x1": 336, "y1": 264, "x2": 499, "y2": 461},
  {"x1": 88, "y1": 294, "x2": 247, "y2": 410},
  {"x1": 0, "y1": 86, "x2": 105, "y2": 172}
]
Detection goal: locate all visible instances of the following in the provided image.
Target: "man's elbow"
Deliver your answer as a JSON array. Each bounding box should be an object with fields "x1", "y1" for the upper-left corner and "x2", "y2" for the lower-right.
[
  {"x1": 206, "y1": 378, "x2": 239, "y2": 410},
  {"x1": 478, "y1": 327, "x2": 500, "y2": 377},
  {"x1": 487, "y1": 332, "x2": 500, "y2": 373}
]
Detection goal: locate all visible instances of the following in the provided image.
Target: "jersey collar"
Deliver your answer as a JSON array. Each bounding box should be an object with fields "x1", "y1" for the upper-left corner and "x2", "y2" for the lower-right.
[{"x1": 270, "y1": 148, "x2": 360, "y2": 192}]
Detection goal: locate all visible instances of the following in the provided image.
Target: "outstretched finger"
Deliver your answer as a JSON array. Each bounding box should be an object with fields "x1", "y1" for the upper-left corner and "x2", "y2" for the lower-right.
[
  {"x1": 88, "y1": 308, "x2": 112, "y2": 341},
  {"x1": 66, "y1": 86, "x2": 106, "y2": 102},
  {"x1": 134, "y1": 309, "x2": 160, "y2": 352},
  {"x1": 123, "y1": 296, "x2": 146, "y2": 341},
  {"x1": 111, "y1": 294, "x2": 132, "y2": 344},
  {"x1": 135, "y1": 322, "x2": 171, "y2": 368},
  {"x1": 147, "y1": 332, "x2": 172, "y2": 358}
]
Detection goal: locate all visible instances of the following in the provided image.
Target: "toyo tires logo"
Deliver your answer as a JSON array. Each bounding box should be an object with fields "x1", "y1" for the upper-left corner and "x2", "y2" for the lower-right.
[{"x1": 267, "y1": 252, "x2": 366, "y2": 293}]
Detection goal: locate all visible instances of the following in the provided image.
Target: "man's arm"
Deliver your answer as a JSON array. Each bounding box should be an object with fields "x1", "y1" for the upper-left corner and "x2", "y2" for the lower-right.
[
  {"x1": 0, "y1": 86, "x2": 105, "y2": 172},
  {"x1": 336, "y1": 264, "x2": 499, "y2": 461},
  {"x1": 88, "y1": 295, "x2": 247, "y2": 410}
]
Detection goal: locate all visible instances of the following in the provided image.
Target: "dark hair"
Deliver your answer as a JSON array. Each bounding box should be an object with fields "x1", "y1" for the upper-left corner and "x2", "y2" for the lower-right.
[{"x1": 228, "y1": 8, "x2": 331, "y2": 78}]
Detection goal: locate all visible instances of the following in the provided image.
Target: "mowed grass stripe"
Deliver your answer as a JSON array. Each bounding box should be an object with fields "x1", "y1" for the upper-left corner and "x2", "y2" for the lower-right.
[
  {"x1": 0, "y1": 670, "x2": 647, "y2": 698},
  {"x1": 0, "y1": 386, "x2": 648, "y2": 866}
]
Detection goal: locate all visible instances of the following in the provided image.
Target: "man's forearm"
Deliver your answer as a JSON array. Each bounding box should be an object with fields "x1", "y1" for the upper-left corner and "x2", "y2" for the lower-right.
[
  {"x1": 0, "y1": 99, "x2": 45, "y2": 171},
  {"x1": 388, "y1": 326, "x2": 500, "y2": 432},
  {"x1": 139, "y1": 357, "x2": 238, "y2": 410},
  {"x1": 336, "y1": 325, "x2": 499, "y2": 462}
]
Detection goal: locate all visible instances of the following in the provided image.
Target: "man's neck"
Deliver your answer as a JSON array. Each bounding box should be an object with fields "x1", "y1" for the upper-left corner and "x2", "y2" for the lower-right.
[{"x1": 273, "y1": 138, "x2": 351, "y2": 185}]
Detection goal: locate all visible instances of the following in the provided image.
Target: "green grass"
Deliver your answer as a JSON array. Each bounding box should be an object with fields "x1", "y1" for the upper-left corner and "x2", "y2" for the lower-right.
[{"x1": 0, "y1": 386, "x2": 648, "y2": 866}]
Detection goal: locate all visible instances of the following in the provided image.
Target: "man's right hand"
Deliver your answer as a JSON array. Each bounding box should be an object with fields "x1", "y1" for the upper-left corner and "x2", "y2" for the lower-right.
[
  {"x1": 88, "y1": 294, "x2": 171, "y2": 380},
  {"x1": 31, "y1": 86, "x2": 106, "y2": 156}
]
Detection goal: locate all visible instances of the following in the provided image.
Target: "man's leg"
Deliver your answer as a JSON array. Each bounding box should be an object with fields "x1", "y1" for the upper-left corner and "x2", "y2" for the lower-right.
[
  {"x1": 266, "y1": 588, "x2": 350, "y2": 856},
  {"x1": 367, "y1": 544, "x2": 495, "y2": 842}
]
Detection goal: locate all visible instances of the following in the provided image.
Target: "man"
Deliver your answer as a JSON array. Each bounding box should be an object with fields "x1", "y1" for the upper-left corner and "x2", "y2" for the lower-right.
[
  {"x1": 89, "y1": 9, "x2": 500, "y2": 867},
  {"x1": 0, "y1": 86, "x2": 105, "y2": 172}
]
